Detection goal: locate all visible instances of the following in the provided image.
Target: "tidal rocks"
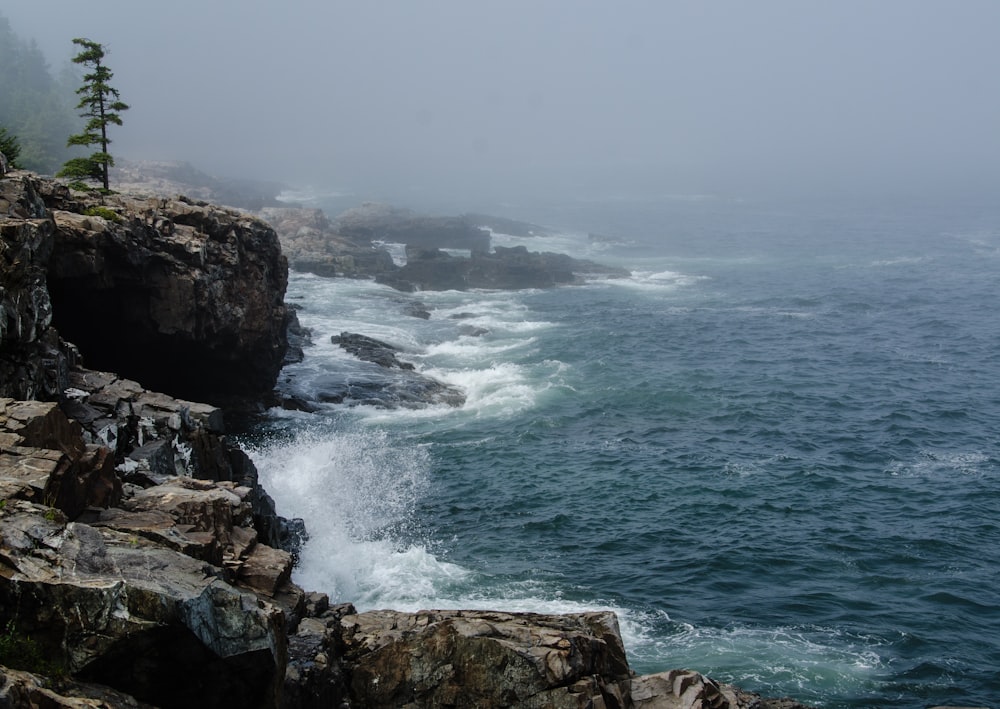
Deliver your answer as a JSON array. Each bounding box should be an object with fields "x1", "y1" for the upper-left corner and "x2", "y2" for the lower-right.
[
  {"x1": 332, "y1": 202, "x2": 492, "y2": 254},
  {"x1": 9, "y1": 176, "x2": 292, "y2": 408},
  {"x1": 322, "y1": 332, "x2": 466, "y2": 409},
  {"x1": 259, "y1": 206, "x2": 396, "y2": 278},
  {"x1": 377, "y1": 244, "x2": 631, "y2": 292}
]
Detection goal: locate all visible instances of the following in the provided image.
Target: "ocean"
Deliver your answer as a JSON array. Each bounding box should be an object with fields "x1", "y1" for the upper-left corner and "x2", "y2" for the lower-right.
[{"x1": 244, "y1": 193, "x2": 1000, "y2": 708}]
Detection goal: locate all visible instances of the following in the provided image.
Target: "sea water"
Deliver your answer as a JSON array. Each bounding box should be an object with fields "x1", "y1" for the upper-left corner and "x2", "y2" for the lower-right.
[{"x1": 246, "y1": 194, "x2": 1000, "y2": 708}]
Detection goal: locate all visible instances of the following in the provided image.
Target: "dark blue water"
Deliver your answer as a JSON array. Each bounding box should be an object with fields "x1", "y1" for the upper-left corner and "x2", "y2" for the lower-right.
[{"x1": 252, "y1": 195, "x2": 1000, "y2": 708}]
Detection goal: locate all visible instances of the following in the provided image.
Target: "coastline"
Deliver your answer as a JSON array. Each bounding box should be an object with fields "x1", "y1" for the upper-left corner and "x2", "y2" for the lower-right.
[{"x1": 0, "y1": 163, "x2": 824, "y2": 707}]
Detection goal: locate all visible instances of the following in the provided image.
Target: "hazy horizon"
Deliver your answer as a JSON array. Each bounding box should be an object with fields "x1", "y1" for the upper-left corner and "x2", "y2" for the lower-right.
[{"x1": 4, "y1": 1, "x2": 1000, "y2": 208}]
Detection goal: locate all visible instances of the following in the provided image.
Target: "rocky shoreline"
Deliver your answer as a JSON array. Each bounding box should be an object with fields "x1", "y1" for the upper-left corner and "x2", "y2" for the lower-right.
[{"x1": 0, "y1": 163, "x2": 820, "y2": 707}]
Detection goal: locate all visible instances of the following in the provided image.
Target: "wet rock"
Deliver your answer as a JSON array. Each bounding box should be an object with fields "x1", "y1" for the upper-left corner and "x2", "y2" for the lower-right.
[{"x1": 324, "y1": 332, "x2": 466, "y2": 409}]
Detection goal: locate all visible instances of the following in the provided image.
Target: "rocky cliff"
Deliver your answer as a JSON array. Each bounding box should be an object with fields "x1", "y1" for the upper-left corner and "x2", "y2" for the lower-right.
[
  {"x1": 0, "y1": 168, "x2": 817, "y2": 708},
  {"x1": 1, "y1": 172, "x2": 291, "y2": 408}
]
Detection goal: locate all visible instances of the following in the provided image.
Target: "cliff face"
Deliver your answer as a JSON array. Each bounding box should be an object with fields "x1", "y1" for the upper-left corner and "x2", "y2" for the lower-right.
[
  {"x1": 1, "y1": 173, "x2": 290, "y2": 407},
  {"x1": 0, "y1": 174, "x2": 71, "y2": 401}
]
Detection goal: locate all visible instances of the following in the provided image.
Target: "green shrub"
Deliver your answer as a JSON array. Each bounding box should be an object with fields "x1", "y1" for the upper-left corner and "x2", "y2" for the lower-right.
[
  {"x1": 0, "y1": 619, "x2": 65, "y2": 678},
  {"x1": 83, "y1": 206, "x2": 122, "y2": 223}
]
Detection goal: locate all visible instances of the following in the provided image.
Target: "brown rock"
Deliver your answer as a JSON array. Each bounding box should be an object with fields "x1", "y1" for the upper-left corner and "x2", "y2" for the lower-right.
[
  {"x1": 237, "y1": 541, "x2": 293, "y2": 598},
  {"x1": 340, "y1": 609, "x2": 632, "y2": 708}
]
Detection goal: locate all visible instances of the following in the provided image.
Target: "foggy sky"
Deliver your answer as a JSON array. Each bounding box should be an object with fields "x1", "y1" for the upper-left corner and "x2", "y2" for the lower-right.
[{"x1": 4, "y1": 0, "x2": 1000, "y2": 205}]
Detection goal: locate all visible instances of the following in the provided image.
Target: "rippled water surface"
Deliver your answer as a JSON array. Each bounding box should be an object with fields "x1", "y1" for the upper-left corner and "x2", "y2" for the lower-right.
[{"x1": 248, "y1": 197, "x2": 1000, "y2": 707}]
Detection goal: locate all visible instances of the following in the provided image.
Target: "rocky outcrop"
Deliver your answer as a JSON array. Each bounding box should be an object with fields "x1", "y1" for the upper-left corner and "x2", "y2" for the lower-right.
[
  {"x1": 259, "y1": 206, "x2": 396, "y2": 278},
  {"x1": 315, "y1": 332, "x2": 465, "y2": 409},
  {"x1": 111, "y1": 159, "x2": 287, "y2": 211},
  {"x1": 0, "y1": 379, "x2": 304, "y2": 708},
  {"x1": 377, "y1": 244, "x2": 631, "y2": 292},
  {"x1": 462, "y1": 212, "x2": 551, "y2": 238},
  {"x1": 3, "y1": 174, "x2": 291, "y2": 408},
  {"x1": 274, "y1": 601, "x2": 816, "y2": 709},
  {"x1": 332, "y1": 202, "x2": 492, "y2": 254},
  {"x1": 340, "y1": 609, "x2": 632, "y2": 708}
]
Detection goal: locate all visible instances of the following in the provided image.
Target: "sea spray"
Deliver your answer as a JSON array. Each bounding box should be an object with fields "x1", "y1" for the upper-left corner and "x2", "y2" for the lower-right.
[{"x1": 248, "y1": 423, "x2": 447, "y2": 603}]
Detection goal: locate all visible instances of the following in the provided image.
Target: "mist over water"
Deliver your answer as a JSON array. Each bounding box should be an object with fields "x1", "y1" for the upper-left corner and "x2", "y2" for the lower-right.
[{"x1": 242, "y1": 193, "x2": 1000, "y2": 708}]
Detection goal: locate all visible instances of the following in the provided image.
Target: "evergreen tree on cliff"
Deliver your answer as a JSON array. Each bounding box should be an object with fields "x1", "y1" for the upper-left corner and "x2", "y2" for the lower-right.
[
  {"x1": 57, "y1": 38, "x2": 128, "y2": 190},
  {"x1": 0, "y1": 127, "x2": 23, "y2": 169}
]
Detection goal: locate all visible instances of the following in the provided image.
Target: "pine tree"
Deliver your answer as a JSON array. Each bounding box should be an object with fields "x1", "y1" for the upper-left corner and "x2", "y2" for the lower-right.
[
  {"x1": 58, "y1": 38, "x2": 128, "y2": 190},
  {"x1": 0, "y1": 127, "x2": 22, "y2": 169}
]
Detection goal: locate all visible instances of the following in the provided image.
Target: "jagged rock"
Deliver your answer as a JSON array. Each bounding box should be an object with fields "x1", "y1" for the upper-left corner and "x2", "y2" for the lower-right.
[
  {"x1": 0, "y1": 175, "x2": 76, "y2": 402},
  {"x1": 284, "y1": 306, "x2": 312, "y2": 365},
  {"x1": 0, "y1": 398, "x2": 121, "y2": 518},
  {"x1": 237, "y1": 541, "x2": 294, "y2": 598},
  {"x1": 339, "y1": 609, "x2": 632, "y2": 708},
  {"x1": 0, "y1": 389, "x2": 306, "y2": 708},
  {"x1": 331, "y1": 332, "x2": 415, "y2": 371},
  {"x1": 631, "y1": 670, "x2": 739, "y2": 709},
  {"x1": 0, "y1": 501, "x2": 287, "y2": 709},
  {"x1": 281, "y1": 600, "x2": 355, "y2": 709}
]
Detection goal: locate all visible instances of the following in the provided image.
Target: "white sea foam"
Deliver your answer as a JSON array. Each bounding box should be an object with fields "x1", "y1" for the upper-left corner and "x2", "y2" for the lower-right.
[
  {"x1": 615, "y1": 269, "x2": 710, "y2": 291},
  {"x1": 248, "y1": 426, "x2": 442, "y2": 602},
  {"x1": 886, "y1": 449, "x2": 991, "y2": 478},
  {"x1": 626, "y1": 621, "x2": 887, "y2": 696}
]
